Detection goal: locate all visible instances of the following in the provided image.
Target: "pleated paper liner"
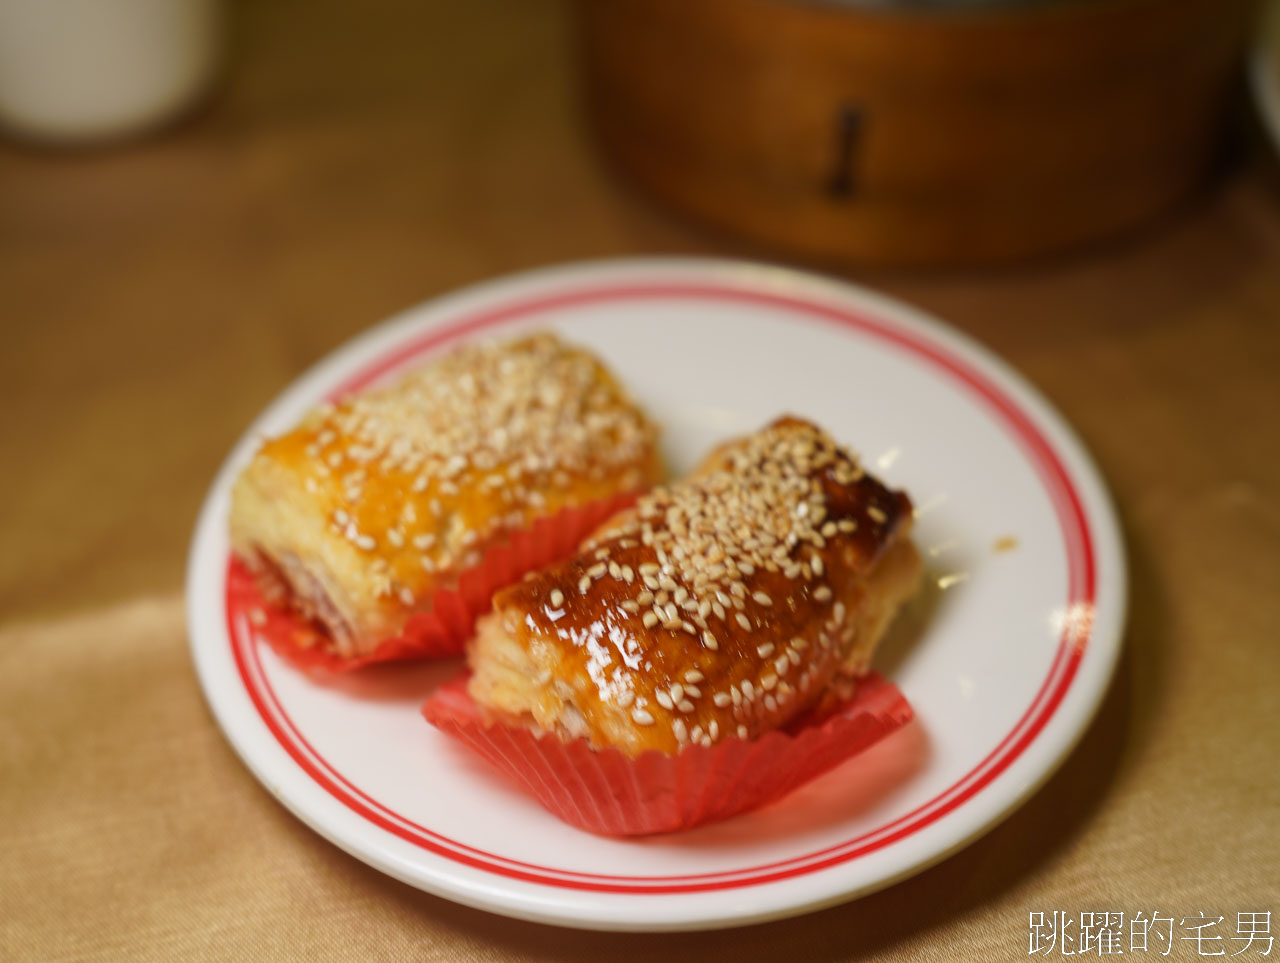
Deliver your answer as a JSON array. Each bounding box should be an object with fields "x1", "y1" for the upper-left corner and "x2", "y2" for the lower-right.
[
  {"x1": 422, "y1": 672, "x2": 914, "y2": 836},
  {"x1": 227, "y1": 492, "x2": 638, "y2": 672}
]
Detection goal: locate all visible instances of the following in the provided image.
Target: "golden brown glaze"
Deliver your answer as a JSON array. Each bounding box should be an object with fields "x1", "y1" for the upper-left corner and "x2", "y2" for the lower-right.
[
  {"x1": 229, "y1": 333, "x2": 662, "y2": 658},
  {"x1": 468, "y1": 417, "x2": 922, "y2": 756}
]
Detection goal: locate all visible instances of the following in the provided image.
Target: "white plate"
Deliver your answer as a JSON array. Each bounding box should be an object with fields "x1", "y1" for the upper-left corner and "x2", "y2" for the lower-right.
[{"x1": 186, "y1": 258, "x2": 1126, "y2": 932}]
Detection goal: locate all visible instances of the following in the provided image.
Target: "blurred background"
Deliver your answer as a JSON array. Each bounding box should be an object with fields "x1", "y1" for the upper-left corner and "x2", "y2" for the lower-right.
[
  {"x1": 2, "y1": 0, "x2": 1275, "y2": 624},
  {"x1": 2, "y1": 1, "x2": 1278, "y2": 957}
]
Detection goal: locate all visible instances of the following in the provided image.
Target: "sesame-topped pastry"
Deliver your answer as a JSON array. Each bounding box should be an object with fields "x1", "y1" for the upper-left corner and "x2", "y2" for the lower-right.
[
  {"x1": 464, "y1": 416, "x2": 921, "y2": 758},
  {"x1": 229, "y1": 332, "x2": 662, "y2": 668}
]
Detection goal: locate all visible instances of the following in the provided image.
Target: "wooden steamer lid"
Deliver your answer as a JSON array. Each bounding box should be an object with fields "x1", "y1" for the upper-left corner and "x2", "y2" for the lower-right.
[{"x1": 578, "y1": 0, "x2": 1256, "y2": 266}]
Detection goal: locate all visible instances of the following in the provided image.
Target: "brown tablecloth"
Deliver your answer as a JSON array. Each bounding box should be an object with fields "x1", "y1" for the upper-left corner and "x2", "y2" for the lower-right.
[{"x1": 2, "y1": 1, "x2": 1277, "y2": 959}]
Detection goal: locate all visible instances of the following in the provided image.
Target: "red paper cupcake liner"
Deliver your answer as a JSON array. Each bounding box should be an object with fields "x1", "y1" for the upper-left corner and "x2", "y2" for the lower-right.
[
  {"x1": 422, "y1": 672, "x2": 914, "y2": 836},
  {"x1": 227, "y1": 492, "x2": 638, "y2": 672}
]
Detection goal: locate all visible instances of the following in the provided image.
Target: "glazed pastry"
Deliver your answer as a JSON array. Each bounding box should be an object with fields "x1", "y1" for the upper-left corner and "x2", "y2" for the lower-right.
[
  {"x1": 229, "y1": 333, "x2": 662, "y2": 661},
  {"x1": 467, "y1": 417, "x2": 921, "y2": 757}
]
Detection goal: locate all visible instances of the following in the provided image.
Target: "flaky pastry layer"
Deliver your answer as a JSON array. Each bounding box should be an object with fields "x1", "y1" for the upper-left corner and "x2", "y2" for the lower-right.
[
  {"x1": 230, "y1": 333, "x2": 662, "y2": 658},
  {"x1": 468, "y1": 417, "x2": 922, "y2": 756}
]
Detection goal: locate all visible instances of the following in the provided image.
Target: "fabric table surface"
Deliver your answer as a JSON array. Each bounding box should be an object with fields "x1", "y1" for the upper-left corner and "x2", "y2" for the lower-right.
[{"x1": 2, "y1": 1, "x2": 1277, "y2": 959}]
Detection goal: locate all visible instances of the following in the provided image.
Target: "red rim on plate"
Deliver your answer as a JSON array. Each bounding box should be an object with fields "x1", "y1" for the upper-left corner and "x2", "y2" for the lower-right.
[{"x1": 221, "y1": 277, "x2": 1096, "y2": 894}]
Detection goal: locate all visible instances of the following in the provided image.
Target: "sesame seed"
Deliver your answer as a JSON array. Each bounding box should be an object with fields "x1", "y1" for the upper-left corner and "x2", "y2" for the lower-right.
[
  {"x1": 867, "y1": 506, "x2": 887, "y2": 523},
  {"x1": 615, "y1": 690, "x2": 635, "y2": 708},
  {"x1": 764, "y1": 694, "x2": 778, "y2": 712},
  {"x1": 517, "y1": 420, "x2": 878, "y2": 732},
  {"x1": 549, "y1": 589, "x2": 564, "y2": 608},
  {"x1": 737, "y1": 725, "x2": 749, "y2": 740},
  {"x1": 632, "y1": 708, "x2": 655, "y2": 726},
  {"x1": 709, "y1": 720, "x2": 720, "y2": 741},
  {"x1": 741, "y1": 680, "x2": 755, "y2": 700},
  {"x1": 677, "y1": 700, "x2": 695, "y2": 713},
  {"x1": 355, "y1": 534, "x2": 377, "y2": 551},
  {"x1": 672, "y1": 719, "x2": 688, "y2": 743},
  {"x1": 399, "y1": 586, "x2": 415, "y2": 606},
  {"x1": 656, "y1": 690, "x2": 674, "y2": 710}
]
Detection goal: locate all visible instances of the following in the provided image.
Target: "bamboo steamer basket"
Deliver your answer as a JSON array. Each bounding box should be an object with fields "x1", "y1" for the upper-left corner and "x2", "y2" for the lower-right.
[{"x1": 578, "y1": 0, "x2": 1257, "y2": 265}]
